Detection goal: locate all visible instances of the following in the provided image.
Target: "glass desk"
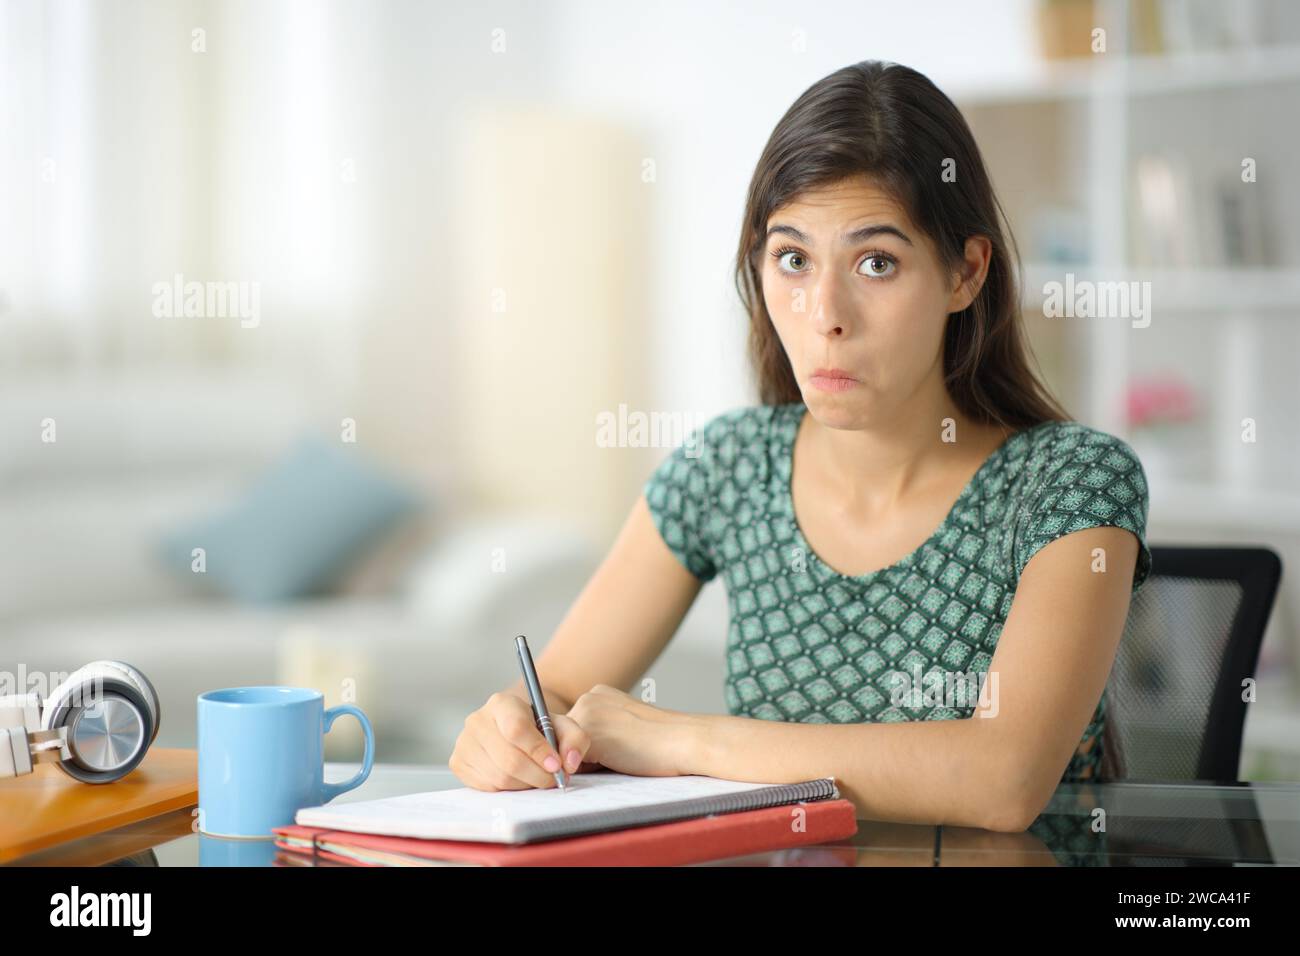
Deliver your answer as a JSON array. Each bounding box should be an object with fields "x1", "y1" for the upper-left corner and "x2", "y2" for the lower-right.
[{"x1": 7, "y1": 763, "x2": 1299, "y2": 866}]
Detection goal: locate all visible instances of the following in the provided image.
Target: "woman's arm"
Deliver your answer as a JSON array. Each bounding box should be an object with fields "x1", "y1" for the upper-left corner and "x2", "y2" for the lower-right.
[
  {"x1": 670, "y1": 525, "x2": 1139, "y2": 832},
  {"x1": 501, "y1": 494, "x2": 705, "y2": 715}
]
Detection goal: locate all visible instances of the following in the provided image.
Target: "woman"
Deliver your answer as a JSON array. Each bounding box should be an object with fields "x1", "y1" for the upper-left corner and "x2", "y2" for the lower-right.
[{"x1": 449, "y1": 60, "x2": 1151, "y2": 832}]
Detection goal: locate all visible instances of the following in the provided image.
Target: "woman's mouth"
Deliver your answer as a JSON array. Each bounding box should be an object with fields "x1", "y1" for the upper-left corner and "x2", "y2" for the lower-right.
[{"x1": 808, "y1": 368, "x2": 860, "y2": 392}]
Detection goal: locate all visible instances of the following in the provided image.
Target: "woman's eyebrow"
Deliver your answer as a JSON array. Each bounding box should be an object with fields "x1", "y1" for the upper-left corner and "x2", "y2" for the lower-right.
[{"x1": 766, "y1": 223, "x2": 914, "y2": 246}]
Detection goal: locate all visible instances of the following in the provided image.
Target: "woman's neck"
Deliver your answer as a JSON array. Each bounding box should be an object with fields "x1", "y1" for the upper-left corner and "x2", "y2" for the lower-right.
[{"x1": 800, "y1": 391, "x2": 1011, "y2": 518}]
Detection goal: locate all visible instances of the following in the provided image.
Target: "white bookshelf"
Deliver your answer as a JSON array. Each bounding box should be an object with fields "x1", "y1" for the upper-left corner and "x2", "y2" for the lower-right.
[{"x1": 953, "y1": 10, "x2": 1300, "y2": 500}]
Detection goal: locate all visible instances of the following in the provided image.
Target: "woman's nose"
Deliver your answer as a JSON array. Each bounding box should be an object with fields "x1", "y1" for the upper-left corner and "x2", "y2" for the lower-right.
[{"x1": 809, "y1": 274, "x2": 849, "y2": 338}]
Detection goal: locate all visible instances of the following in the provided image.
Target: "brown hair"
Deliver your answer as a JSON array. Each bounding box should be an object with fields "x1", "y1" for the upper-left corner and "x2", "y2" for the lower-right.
[{"x1": 734, "y1": 60, "x2": 1070, "y2": 429}]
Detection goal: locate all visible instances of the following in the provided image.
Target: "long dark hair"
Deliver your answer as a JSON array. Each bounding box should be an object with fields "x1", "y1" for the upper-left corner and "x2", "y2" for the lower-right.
[{"x1": 734, "y1": 60, "x2": 1069, "y2": 429}]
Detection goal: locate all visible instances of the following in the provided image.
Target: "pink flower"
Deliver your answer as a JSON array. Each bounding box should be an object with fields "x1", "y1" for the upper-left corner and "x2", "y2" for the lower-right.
[{"x1": 1125, "y1": 378, "x2": 1197, "y2": 430}]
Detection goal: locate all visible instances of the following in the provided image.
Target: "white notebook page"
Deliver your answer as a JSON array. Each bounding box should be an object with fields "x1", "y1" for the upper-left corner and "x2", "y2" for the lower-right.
[{"x1": 295, "y1": 771, "x2": 820, "y2": 843}]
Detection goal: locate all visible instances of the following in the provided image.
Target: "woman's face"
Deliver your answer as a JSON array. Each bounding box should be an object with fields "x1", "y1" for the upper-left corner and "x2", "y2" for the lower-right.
[{"x1": 761, "y1": 176, "x2": 968, "y2": 431}]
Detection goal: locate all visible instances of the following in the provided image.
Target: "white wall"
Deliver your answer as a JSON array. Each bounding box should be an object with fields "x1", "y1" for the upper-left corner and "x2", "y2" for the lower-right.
[{"x1": 1, "y1": 0, "x2": 1044, "y2": 481}]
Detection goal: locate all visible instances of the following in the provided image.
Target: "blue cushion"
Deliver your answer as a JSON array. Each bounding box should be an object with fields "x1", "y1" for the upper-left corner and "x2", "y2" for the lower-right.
[{"x1": 158, "y1": 435, "x2": 420, "y2": 603}]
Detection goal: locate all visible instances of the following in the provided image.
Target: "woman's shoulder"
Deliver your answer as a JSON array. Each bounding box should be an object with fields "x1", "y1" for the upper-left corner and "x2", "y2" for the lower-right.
[
  {"x1": 1013, "y1": 419, "x2": 1147, "y2": 488},
  {"x1": 645, "y1": 401, "x2": 800, "y2": 505},
  {"x1": 642, "y1": 402, "x2": 800, "y2": 582},
  {"x1": 1008, "y1": 418, "x2": 1153, "y2": 589},
  {"x1": 646, "y1": 401, "x2": 796, "y2": 488},
  {"x1": 693, "y1": 401, "x2": 802, "y2": 453}
]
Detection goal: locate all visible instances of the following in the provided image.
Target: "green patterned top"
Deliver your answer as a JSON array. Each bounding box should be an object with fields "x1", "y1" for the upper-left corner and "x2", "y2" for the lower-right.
[{"x1": 644, "y1": 402, "x2": 1152, "y2": 783}]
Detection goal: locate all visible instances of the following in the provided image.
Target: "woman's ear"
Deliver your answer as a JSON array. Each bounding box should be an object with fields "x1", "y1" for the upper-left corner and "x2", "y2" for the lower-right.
[{"x1": 948, "y1": 235, "x2": 992, "y2": 313}]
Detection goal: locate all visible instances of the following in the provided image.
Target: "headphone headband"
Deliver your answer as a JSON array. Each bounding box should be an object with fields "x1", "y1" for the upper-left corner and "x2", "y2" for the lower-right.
[{"x1": 0, "y1": 661, "x2": 160, "y2": 783}]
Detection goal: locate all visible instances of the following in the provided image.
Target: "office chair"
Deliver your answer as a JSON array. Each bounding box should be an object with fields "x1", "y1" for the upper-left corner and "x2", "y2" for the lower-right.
[{"x1": 1101, "y1": 545, "x2": 1283, "y2": 783}]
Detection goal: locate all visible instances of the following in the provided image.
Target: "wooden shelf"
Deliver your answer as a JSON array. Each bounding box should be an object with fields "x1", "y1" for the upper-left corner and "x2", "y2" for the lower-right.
[{"x1": 954, "y1": 43, "x2": 1300, "y2": 107}]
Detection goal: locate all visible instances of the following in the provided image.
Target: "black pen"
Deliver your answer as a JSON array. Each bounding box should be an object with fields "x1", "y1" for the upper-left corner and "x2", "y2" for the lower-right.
[{"x1": 514, "y1": 634, "x2": 568, "y2": 791}]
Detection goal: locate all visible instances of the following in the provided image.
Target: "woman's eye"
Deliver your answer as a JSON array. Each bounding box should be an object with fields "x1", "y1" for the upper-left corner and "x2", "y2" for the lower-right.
[
  {"x1": 777, "y1": 251, "x2": 807, "y2": 273},
  {"x1": 859, "y1": 255, "x2": 896, "y2": 278}
]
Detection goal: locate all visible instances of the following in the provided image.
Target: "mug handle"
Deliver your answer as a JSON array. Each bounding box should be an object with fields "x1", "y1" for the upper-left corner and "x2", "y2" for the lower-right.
[{"x1": 321, "y1": 704, "x2": 375, "y2": 803}]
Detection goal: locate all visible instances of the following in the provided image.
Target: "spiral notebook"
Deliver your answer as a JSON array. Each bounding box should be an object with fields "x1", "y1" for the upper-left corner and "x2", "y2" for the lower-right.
[{"x1": 294, "y1": 770, "x2": 840, "y2": 844}]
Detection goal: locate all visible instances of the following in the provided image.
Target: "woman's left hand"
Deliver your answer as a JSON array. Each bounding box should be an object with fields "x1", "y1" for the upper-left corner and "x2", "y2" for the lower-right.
[{"x1": 565, "y1": 684, "x2": 702, "y2": 778}]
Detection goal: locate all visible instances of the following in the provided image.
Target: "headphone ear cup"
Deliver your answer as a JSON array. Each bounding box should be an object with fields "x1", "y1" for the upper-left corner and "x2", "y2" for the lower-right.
[
  {"x1": 94, "y1": 660, "x2": 161, "y2": 746},
  {"x1": 44, "y1": 675, "x2": 154, "y2": 784}
]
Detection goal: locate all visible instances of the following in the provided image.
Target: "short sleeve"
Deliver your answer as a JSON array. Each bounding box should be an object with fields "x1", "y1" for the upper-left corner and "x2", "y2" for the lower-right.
[
  {"x1": 644, "y1": 438, "x2": 718, "y2": 582},
  {"x1": 1013, "y1": 428, "x2": 1153, "y2": 593}
]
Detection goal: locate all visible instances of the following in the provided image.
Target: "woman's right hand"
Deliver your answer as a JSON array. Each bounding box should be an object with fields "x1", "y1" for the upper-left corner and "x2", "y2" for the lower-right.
[
  {"x1": 448, "y1": 496, "x2": 705, "y2": 791},
  {"x1": 449, "y1": 691, "x2": 594, "y2": 791}
]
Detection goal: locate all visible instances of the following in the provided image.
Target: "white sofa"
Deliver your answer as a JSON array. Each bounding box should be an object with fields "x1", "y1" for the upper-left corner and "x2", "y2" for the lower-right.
[{"x1": 0, "y1": 372, "x2": 729, "y2": 767}]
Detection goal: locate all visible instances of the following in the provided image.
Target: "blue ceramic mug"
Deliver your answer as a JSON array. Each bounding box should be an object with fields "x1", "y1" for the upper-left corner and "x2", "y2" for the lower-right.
[{"x1": 197, "y1": 686, "x2": 374, "y2": 837}]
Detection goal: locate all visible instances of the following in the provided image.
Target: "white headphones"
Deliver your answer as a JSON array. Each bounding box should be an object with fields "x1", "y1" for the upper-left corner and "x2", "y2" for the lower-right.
[{"x1": 0, "y1": 660, "x2": 161, "y2": 783}]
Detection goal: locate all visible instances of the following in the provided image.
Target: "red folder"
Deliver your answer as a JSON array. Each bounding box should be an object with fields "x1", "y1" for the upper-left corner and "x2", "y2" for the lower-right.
[{"x1": 273, "y1": 798, "x2": 859, "y2": 866}]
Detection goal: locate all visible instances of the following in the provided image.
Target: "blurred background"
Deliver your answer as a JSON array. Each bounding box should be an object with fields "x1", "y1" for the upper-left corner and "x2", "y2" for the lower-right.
[{"x1": 2, "y1": 0, "x2": 1299, "y2": 777}]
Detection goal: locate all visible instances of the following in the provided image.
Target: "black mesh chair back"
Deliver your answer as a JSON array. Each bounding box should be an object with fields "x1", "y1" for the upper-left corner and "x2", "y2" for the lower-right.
[{"x1": 1101, "y1": 546, "x2": 1282, "y2": 782}]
